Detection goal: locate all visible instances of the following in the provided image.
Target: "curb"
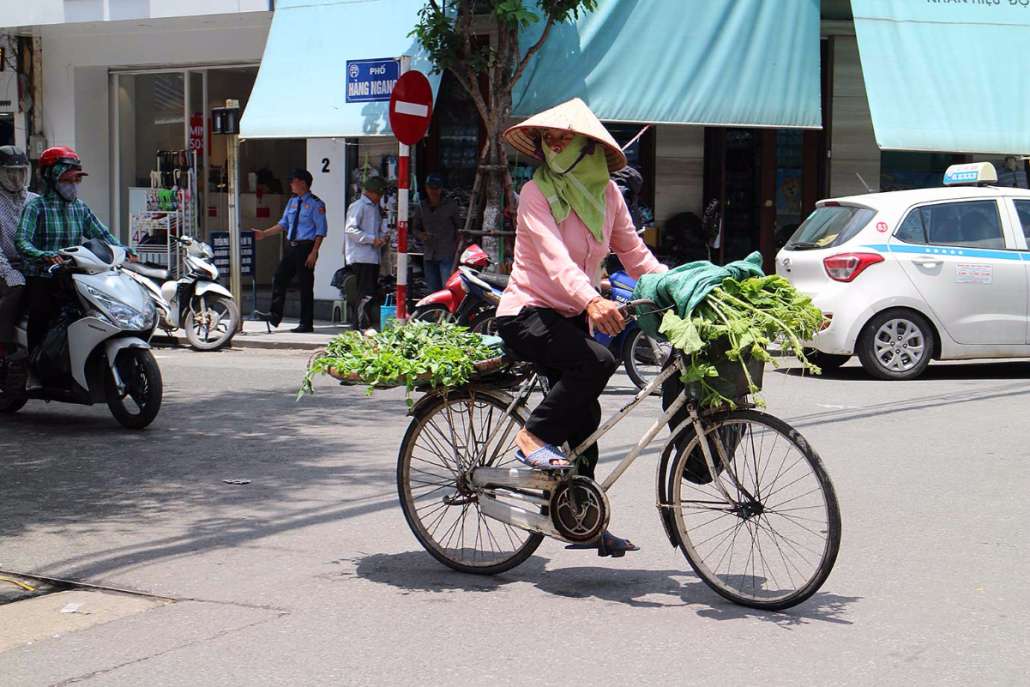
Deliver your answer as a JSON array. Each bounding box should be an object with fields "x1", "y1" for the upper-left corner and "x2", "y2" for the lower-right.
[{"x1": 151, "y1": 334, "x2": 330, "y2": 352}]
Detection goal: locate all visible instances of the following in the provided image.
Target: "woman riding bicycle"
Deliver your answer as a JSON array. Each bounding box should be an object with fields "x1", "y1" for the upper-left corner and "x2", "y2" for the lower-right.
[{"x1": 495, "y1": 98, "x2": 667, "y2": 556}]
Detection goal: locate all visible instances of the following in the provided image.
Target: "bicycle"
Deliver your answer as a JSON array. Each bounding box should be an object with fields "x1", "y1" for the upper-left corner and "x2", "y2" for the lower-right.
[{"x1": 396, "y1": 300, "x2": 841, "y2": 611}]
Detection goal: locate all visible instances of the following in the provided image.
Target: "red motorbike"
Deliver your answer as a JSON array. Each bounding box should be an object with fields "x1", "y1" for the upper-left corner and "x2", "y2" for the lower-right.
[{"x1": 411, "y1": 244, "x2": 508, "y2": 334}]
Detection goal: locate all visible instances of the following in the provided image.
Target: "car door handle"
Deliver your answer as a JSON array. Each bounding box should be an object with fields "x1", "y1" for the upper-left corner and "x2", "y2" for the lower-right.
[{"x1": 914, "y1": 257, "x2": 941, "y2": 267}]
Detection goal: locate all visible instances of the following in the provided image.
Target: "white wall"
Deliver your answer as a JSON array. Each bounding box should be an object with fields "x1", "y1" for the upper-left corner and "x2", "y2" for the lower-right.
[
  {"x1": 37, "y1": 12, "x2": 271, "y2": 228},
  {"x1": 307, "y1": 138, "x2": 348, "y2": 301},
  {"x1": 654, "y1": 125, "x2": 705, "y2": 224},
  {"x1": 1, "y1": 1, "x2": 269, "y2": 28},
  {"x1": 829, "y1": 35, "x2": 880, "y2": 197}
]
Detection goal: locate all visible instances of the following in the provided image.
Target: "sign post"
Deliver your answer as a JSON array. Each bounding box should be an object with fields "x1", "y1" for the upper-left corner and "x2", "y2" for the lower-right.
[
  {"x1": 388, "y1": 63, "x2": 433, "y2": 321},
  {"x1": 211, "y1": 99, "x2": 242, "y2": 330}
]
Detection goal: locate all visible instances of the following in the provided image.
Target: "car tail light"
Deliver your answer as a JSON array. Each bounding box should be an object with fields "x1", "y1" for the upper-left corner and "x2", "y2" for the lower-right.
[{"x1": 823, "y1": 252, "x2": 884, "y2": 282}]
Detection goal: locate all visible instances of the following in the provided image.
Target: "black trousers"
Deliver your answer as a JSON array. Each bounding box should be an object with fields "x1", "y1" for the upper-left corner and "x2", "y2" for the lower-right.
[
  {"x1": 25, "y1": 277, "x2": 62, "y2": 353},
  {"x1": 350, "y1": 262, "x2": 380, "y2": 326},
  {"x1": 496, "y1": 308, "x2": 619, "y2": 479},
  {"x1": 0, "y1": 282, "x2": 25, "y2": 345},
  {"x1": 271, "y1": 241, "x2": 315, "y2": 327}
]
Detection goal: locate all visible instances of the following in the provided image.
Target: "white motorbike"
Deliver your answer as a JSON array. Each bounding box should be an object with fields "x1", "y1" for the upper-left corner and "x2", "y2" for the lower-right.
[
  {"x1": 0, "y1": 239, "x2": 163, "y2": 429},
  {"x1": 123, "y1": 235, "x2": 239, "y2": 351}
]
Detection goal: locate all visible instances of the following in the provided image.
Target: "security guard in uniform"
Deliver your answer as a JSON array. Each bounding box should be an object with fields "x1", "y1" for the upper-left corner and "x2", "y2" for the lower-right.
[{"x1": 253, "y1": 169, "x2": 327, "y2": 333}]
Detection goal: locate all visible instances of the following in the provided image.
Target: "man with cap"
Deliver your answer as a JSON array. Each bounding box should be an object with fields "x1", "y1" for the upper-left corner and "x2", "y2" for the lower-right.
[
  {"x1": 253, "y1": 169, "x2": 327, "y2": 333},
  {"x1": 17, "y1": 146, "x2": 133, "y2": 364},
  {"x1": 344, "y1": 176, "x2": 387, "y2": 326},
  {"x1": 413, "y1": 173, "x2": 462, "y2": 293}
]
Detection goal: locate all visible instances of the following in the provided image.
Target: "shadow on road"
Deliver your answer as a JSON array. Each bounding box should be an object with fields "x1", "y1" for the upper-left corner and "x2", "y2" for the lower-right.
[
  {"x1": 0, "y1": 382, "x2": 407, "y2": 579},
  {"x1": 775, "y1": 360, "x2": 1030, "y2": 382},
  {"x1": 353, "y1": 550, "x2": 859, "y2": 626}
]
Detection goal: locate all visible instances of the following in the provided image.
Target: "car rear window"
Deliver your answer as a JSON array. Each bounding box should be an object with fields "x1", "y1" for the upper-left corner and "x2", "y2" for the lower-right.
[{"x1": 784, "y1": 206, "x2": 876, "y2": 250}]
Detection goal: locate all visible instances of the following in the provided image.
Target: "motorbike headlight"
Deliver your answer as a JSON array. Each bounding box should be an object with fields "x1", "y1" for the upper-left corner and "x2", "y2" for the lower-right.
[
  {"x1": 200, "y1": 243, "x2": 215, "y2": 260},
  {"x1": 85, "y1": 285, "x2": 156, "y2": 331}
]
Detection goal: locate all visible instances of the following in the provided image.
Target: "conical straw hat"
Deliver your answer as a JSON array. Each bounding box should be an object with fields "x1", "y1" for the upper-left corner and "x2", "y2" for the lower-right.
[{"x1": 504, "y1": 98, "x2": 627, "y2": 173}]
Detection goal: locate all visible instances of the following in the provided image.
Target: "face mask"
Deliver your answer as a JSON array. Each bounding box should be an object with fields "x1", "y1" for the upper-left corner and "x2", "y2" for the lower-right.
[
  {"x1": 56, "y1": 180, "x2": 79, "y2": 202},
  {"x1": 0, "y1": 167, "x2": 28, "y2": 194}
]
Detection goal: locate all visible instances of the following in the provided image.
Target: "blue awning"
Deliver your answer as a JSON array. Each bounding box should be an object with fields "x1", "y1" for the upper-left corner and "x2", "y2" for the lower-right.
[
  {"x1": 513, "y1": 0, "x2": 822, "y2": 128},
  {"x1": 852, "y1": 0, "x2": 1030, "y2": 154},
  {"x1": 240, "y1": 0, "x2": 440, "y2": 139}
]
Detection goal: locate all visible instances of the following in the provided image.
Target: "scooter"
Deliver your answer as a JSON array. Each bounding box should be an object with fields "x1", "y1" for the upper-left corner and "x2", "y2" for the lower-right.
[
  {"x1": 411, "y1": 244, "x2": 508, "y2": 334},
  {"x1": 0, "y1": 239, "x2": 163, "y2": 429},
  {"x1": 123, "y1": 235, "x2": 239, "y2": 351}
]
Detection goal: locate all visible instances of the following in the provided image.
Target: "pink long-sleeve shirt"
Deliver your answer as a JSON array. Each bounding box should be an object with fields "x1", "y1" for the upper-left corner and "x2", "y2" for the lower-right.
[{"x1": 497, "y1": 180, "x2": 666, "y2": 318}]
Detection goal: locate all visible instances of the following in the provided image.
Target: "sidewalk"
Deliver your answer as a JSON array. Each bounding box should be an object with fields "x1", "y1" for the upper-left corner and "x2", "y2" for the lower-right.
[{"x1": 154, "y1": 318, "x2": 350, "y2": 351}]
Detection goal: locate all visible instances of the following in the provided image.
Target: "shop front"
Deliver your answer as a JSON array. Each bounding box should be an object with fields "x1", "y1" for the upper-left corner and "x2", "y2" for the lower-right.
[{"x1": 110, "y1": 65, "x2": 306, "y2": 309}]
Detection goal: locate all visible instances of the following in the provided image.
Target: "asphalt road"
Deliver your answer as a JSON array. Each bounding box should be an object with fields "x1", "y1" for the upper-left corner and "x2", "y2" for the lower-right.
[{"x1": 0, "y1": 347, "x2": 1027, "y2": 685}]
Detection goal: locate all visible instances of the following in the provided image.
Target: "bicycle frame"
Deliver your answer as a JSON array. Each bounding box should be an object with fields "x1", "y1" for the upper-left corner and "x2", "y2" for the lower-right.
[{"x1": 469, "y1": 355, "x2": 745, "y2": 510}]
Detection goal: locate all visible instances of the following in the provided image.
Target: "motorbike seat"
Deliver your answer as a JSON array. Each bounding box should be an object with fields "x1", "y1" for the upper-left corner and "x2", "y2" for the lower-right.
[
  {"x1": 477, "y1": 272, "x2": 509, "y2": 290},
  {"x1": 124, "y1": 261, "x2": 170, "y2": 281}
]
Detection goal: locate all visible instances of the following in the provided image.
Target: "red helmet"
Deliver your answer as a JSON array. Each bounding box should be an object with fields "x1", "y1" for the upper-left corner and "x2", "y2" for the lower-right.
[{"x1": 39, "y1": 146, "x2": 83, "y2": 171}]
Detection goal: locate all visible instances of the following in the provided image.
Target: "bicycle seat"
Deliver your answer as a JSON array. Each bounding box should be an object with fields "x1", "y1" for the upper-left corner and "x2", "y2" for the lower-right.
[
  {"x1": 478, "y1": 272, "x2": 509, "y2": 290},
  {"x1": 123, "y1": 261, "x2": 169, "y2": 281}
]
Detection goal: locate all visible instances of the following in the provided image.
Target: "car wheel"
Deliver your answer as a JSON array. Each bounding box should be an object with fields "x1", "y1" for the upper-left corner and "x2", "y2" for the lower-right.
[{"x1": 857, "y1": 310, "x2": 934, "y2": 381}]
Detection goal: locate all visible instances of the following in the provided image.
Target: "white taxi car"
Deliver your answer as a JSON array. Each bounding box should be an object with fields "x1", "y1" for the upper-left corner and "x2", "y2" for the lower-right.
[{"x1": 777, "y1": 162, "x2": 1030, "y2": 380}]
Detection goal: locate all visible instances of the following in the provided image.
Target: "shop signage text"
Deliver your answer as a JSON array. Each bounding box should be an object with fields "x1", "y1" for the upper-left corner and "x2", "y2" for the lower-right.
[
  {"x1": 346, "y1": 58, "x2": 400, "y2": 103},
  {"x1": 210, "y1": 230, "x2": 255, "y2": 278}
]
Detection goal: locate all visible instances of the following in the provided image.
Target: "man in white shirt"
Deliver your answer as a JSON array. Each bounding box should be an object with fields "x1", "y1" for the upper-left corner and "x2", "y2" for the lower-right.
[{"x1": 344, "y1": 176, "x2": 387, "y2": 326}]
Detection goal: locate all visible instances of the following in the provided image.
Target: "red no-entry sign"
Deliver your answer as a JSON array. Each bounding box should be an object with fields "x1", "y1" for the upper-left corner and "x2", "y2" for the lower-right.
[{"x1": 389, "y1": 71, "x2": 433, "y2": 145}]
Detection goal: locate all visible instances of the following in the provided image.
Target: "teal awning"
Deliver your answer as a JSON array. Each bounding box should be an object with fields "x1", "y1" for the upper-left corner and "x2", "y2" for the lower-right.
[
  {"x1": 240, "y1": 0, "x2": 439, "y2": 139},
  {"x1": 853, "y1": 0, "x2": 1030, "y2": 154},
  {"x1": 513, "y1": 0, "x2": 822, "y2": 128}
]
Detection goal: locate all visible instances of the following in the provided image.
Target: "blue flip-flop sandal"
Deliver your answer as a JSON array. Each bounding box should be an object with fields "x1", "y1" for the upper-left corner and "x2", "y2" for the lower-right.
[{"x1": 515, "y1": 444, "x2": 571, "y2": 471}]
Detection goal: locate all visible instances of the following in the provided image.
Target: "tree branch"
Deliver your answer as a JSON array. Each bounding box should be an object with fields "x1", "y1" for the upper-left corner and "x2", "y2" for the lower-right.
[
  {"x1": 427, "y1": 0, "x2": 442, "y2": 14},
  {"x1": 508, "y1": 16, "x2": 555, "y2": 91}
]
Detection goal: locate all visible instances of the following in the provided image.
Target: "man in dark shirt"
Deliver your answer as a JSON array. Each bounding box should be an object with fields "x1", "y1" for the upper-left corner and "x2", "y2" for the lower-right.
[{"x1": 413, "y1": 174, "x2": 462, "y2": 293}]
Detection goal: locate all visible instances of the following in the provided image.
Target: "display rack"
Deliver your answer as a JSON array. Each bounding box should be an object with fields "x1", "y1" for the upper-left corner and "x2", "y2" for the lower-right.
[{"x1": 128, "y1": 150, "x2": 199, "y2": 276}]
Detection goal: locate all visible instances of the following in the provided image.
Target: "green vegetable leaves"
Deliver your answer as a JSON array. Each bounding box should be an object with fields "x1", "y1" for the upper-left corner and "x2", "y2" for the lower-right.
[
  {"x1": 658, "y1": 312, "x2": 704, "y2": 354},
  {"x1": 299, "y1": 322, "x2": 499, "y2": 405},
  {"x1": 663, "y1": 275, "x2": 826, "y2": 408}
]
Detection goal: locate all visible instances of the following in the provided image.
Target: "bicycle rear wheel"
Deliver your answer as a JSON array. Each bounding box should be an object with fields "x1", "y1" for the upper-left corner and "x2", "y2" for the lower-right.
[
  {"x1": 669, "y1": 410, "x2": 841, "y2": 611},
  {"x1": 397, "y1": 389, "x2": 543, "y2": 575}
]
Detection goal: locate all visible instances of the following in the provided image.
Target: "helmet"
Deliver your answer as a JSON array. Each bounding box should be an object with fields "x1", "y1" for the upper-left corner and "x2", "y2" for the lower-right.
[
  {"x1": 39, "y1": 145, "x2": 83, "y2": 173},
  {"x1": 0, "y1": 145, "x2": 30, "y2": 194}
]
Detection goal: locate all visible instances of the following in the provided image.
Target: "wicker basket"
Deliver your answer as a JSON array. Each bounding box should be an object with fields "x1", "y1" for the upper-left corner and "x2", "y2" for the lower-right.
[{"x1": 309, "y1": 350, "x2": 508, "y2": 389}]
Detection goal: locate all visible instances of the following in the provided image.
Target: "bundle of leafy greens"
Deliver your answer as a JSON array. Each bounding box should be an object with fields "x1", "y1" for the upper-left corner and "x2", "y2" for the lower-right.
[
  {"x1": 299, "y1": 321, "x2": 498, "y2": 403},
  {"x1": 658, "y1": 275, "x2": 825, "y2": 408}
]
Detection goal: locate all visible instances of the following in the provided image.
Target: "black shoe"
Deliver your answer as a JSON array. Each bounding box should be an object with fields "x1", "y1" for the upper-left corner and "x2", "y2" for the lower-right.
[{"x1": 291, "y1": 325, "x2": 314, "y2": 334}]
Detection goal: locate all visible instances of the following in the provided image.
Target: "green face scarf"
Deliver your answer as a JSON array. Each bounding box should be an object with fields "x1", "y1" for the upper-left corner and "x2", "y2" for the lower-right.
[{"x1": 533, "y1": 134, "x2": 609, "y2": 242}]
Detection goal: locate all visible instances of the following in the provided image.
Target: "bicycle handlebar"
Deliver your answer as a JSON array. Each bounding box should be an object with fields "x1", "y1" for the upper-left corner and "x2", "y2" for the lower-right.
[{"x1": 618, "y1": 298, "x2": 659, "y2": 318}]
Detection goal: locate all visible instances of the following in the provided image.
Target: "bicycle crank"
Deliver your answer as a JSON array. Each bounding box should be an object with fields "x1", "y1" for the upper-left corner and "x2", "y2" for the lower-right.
[{"x1": 549, "y1": 476, "x2": 609, "y2": 543}]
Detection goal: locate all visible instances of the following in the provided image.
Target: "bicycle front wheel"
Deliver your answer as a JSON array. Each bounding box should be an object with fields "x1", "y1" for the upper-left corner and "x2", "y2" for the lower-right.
[
  {"x1": 397, "y1": 389, "x2": 543, "y2": 575},
  {"x1": 669, "y1": 410, "x2": 841, "y2": 611}
]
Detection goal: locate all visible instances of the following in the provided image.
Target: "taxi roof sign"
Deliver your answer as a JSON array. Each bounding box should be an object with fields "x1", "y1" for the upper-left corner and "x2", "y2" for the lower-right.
[{"x1": 943, "y1": 162, "x2": 997, "y2": 187}]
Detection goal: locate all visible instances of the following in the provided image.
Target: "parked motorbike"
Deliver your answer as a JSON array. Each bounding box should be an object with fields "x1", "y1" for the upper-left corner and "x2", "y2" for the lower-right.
[
  {"x1": 123, "y1": 235, "x2": 239, "y2": 351},
  {"x1": 411, "y1": 244, "x2": 507, "y2": 334},
  {"x1": 0, "y1": 239, "x2": 163, "y2": 429}
]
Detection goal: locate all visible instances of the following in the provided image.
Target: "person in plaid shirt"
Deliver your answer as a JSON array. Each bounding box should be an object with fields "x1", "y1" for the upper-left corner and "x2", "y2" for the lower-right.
[{"x1": 16, "y1": 146, "x2": 133, "y2": 357}]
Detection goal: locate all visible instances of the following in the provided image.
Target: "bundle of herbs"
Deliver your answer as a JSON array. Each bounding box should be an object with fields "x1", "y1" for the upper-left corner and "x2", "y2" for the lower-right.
[
  {"x1": 300, "y1": 322, "x2": 499, "y2": 403},
  {"x1": 657, "y1": 274, "x2": 825, "y2": 408}
]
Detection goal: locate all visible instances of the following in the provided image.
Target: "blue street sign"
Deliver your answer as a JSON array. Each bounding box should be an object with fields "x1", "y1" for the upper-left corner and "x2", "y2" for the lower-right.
[{"x1": 346, "y1": 58, "x2": 400, "y2": 103}]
